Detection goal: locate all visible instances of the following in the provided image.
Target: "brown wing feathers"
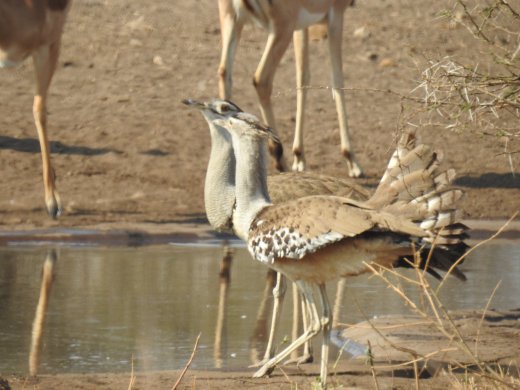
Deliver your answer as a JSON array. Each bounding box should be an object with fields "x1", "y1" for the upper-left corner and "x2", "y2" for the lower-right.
[{"x1": 248, "y1": 131, "x2": 468, "y2": 279}]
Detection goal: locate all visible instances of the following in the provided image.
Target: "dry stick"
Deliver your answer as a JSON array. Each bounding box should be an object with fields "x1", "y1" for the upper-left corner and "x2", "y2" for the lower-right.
[
  {"x1": 375, "y1": 348, "x2": 458, "y2": 370},
  {"x1": 353, "y1": 277, "x2": 473, "y2": 381},
  {"x1": 367, "y1": 341, "x2": 380, "y2": 390},
  {"x1": 413, "y1": 359, "x2": 420, "y2": 390},
  {"x1": 475, "y1": 281, "x2": 502, "y2": 358},
  {"x1": 353, "y1": 292, "x2": 460, "y2": 373},
  {"x1": 419, "y1": 271, "x2": 517, "y2": 387},
  {"x1": 171, "y1": 333, "x2": 201, "y2": 390},
  {"x1": 501, "y1": 0, "x2": 520, "y2": 18},
  {"x1": 127, "y1": 355, "x2": 136, "y2": 390},
  {"x1": 415, "y1": 266, "x2": 443, "y2": 327},
  {"x1": 277, "y1": 366, "x2": 296, "y2": 388},
  {"x1": 351, "y1": 288, "x2": 448, "y2": 370},
  {"x1": 339, "y1": 321, "x2": 431, "y2": 331},
  {"x1": 426, "y1": 282, "x2": 489, "y2": 374},
  {"x1": 365, "y1": 264, "x2": 488, "y2": 375},
  {"x1": 455, "y1": 0, "x2": 492, "y2": 43},
  {"x1": 429, "y1": 298, "x2": 515, "y2": 388},
  {"x1": 366, "y1": 265, "x2": 456, "y2": 348},
  {"x1": 397, "y1": 258, "x2": 492, "y2": 378}
]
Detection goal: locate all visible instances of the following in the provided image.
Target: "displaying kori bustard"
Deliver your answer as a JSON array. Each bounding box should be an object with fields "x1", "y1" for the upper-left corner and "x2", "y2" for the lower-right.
[
  {"x1": 184, "y1": 97, "x2": 371, "y2": 366},
  {"x1": 0, "y1": 0, "x2": 72, "y2": 217},
  {"x1": 218, "y1": 0, "x2": 363, "y2": 176},
  {"x1": 187, "y1": 98, "x2": 468, "y2": 387}
]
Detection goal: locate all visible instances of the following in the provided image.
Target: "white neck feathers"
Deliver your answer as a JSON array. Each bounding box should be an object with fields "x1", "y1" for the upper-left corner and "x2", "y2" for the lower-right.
[
  {"x1": 231, "y1": 133, "x2": 271, "y2": 240},
  {"x1": 204, "y1": 121, "x2": 237, "y2": 232}
]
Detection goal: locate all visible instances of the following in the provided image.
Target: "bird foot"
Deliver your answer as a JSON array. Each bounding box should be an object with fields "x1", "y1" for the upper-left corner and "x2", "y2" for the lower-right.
[
  {"x1": 283, "y1": 353, "x2": 313, "y2": 366},
  {"x1": 253, "y1": 362, "x2": 275, "y2": 378}
]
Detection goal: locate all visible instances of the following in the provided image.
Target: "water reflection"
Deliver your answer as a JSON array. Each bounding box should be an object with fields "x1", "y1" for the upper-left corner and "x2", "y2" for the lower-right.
[
  {"x1": 29, "y1": 249, "x2": 57, "y2": 376},
  {"x1": 213, "y1": 244, "x2": 232, "y2": 368},
  {"x1": 0, "y1": 241, "x2": 518, "y2": 375}
]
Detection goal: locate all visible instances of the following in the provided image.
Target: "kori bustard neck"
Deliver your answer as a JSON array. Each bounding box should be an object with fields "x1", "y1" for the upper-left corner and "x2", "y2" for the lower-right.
[
  {"x1": 204, "y1": 120, "x2": 236, "y2": 232},
  {"x1": 231, "y1": 131, "x2": 272, "y2": 241}
]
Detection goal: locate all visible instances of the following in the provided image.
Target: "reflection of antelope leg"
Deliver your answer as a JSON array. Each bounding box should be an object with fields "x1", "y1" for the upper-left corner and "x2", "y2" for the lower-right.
[
  {"x1": 249, "y1": 269, "x2": 277, "y2": 366},
  {"x1": 29, "y1": 249, "x2": 57, "y2": 376},
  {"x1": 214, "y1": 245, "x2": 233, "y2": 368}
]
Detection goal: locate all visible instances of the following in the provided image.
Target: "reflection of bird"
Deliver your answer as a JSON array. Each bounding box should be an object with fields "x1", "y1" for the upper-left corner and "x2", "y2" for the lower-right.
[
  {"x1": 196, "y1": 99, "x2": 468, "y2": 387},
  {"x1": 184, "y1": 98, "x2": 370, "y2": 365},
  {"x1": 29, "y1": 249, "x2": 58, "y2": 376},
  {"x1": 214, "y1": 245, "x2": 233, "y2": 369},
  {"x1": 0, "y1": 1, "x2": 72, "y2": 217}
]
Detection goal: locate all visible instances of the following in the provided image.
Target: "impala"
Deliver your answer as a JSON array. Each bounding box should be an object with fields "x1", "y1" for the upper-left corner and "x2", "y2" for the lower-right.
[
  {"x1": 0, "y1": 0, "x2": 72, "y2": 217},
  {"x1": 217, "y1": 0, "x2": 363, "y2": 177}
]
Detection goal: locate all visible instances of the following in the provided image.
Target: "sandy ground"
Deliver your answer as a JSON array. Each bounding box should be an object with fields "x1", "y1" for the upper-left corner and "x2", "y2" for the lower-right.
[
  {"x1": 0, "y1": 0, "x2": 519, "y2": 388},
  {"x1": 0, "y1": 0, "x2": 518, "y2": 231}
]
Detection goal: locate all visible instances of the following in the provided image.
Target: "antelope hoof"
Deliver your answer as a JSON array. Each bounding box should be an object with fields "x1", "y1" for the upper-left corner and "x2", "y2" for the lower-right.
[
  {"x1": 342, "y1": 150, "x2": 364, "y2": 178},
  {"x1": 46, "y1": 192, "x2": 62, "y2": 219},
  {"x1": 269, "y1": 139, "x2": 288, "y2": 173},
  {"x1": 291, "y1": 157, "x2": 305, "y2": 172},
  {"x1": 346, "y1": 160, "x2": 364, "y2": 178},
  {"x1": 253, "y1": 363, "x2": 275, "y2": 378}
]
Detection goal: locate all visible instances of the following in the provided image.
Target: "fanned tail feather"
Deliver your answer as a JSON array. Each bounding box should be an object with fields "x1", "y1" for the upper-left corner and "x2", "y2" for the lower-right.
[
  {"x1": 367, "y1": 133, "x2": 470, "y2": 280},
  {"x1": 379, "y1": 130, "x2": 419, "y2": 186}
]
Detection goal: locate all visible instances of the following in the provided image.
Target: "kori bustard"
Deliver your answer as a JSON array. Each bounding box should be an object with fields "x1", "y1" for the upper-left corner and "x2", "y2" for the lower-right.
[
  {"x1": 184, "y1": 97, "x2": 371, "y2": 365},
  {"x1": 218, "y1": 0, "x2": 363, "y2": 176},
  {"x1": 189, "y1": 98, "x2": 468, "y2": 387},
  {"x1": 0, "y1": 0, "x2": 72, "y2": 217}
]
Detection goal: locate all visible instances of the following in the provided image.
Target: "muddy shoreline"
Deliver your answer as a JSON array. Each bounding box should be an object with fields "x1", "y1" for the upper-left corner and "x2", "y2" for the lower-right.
[{"x1": 0, "y1": 219, "x2": 518, "y2": 247}]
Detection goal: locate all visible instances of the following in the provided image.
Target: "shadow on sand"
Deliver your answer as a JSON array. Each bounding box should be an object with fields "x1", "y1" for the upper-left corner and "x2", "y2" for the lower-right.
[
  {"x1": 0, "y1": 135, "x2": 122, "y2": 156},
  {"x1": 454, "y1": 173, "x2": 519, "y2": 189}
]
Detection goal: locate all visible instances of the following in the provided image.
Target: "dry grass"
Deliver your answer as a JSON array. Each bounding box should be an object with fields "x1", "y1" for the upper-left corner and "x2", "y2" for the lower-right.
[
  {"x1": 360, "y1": 216, "x2": 520, "y2": 389},
  {"x1": 171, "y1": 332, "x2": 201, "y2": 390},
  {"x1": 410, "y1": 0, "x2": 519, "y2": 168}
]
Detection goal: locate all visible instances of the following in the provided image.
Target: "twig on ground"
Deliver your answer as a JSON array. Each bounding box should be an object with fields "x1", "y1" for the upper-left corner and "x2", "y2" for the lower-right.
[
  {"x1": 475, "y1": 281, "x2": 502, "y2": 358},
  {"x1": 171, "y1": 333, "x2": 201, "y2": 390},
  {"x1": 127, "y1": 355, "x2": 136, "y2": 390},
  {"x1": 367, "y1": 341, "x2": 381, "y2": 390}
]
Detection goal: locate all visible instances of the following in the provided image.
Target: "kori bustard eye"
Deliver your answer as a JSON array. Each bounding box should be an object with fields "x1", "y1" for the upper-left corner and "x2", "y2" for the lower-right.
[{"x1": 219, "y1": 103, "x2": 231, "y2": 113}]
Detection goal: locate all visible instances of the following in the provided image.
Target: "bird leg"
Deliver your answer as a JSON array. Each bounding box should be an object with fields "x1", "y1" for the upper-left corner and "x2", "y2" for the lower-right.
[
  {"x1": 283, "y1": 285, "x2": 314, "y2": 365},
  {"x1": 250, "y1": 271, "x2": 287, "y2": 367},
  {"x1": 253, "y1": 280, "x2": 322, "y2": 378},
  {"x1": 318, "y1": 283, "x2": 331, "y2": 388}
]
